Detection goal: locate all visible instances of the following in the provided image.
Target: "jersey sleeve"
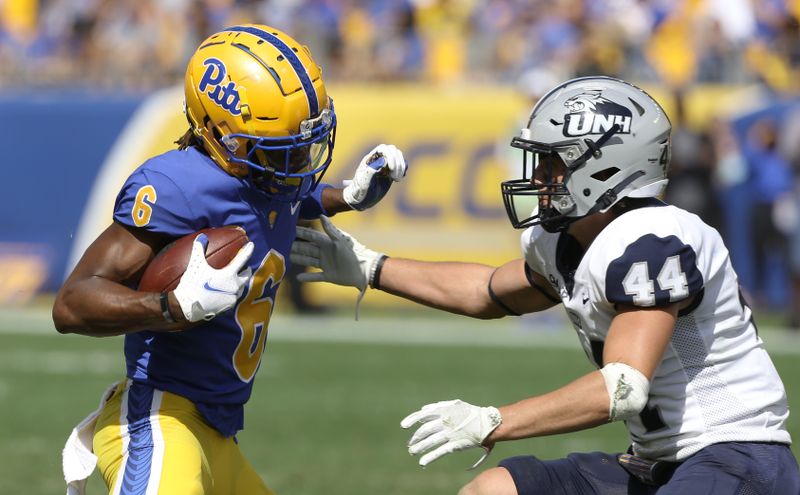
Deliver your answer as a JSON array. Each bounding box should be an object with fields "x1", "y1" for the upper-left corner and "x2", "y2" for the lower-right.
[
  {"x1": 605, "y1": 234, "x2": 703, "y2": 307},
  {"x1": 113, "y1": 168, "x2": 202, "y2": 237},
  {"x1": 299, "y1": 183, "x2": 333, "y2": 219},
  {"x1": 520, "y1": 226, "x2": 547, "y2": 276}
]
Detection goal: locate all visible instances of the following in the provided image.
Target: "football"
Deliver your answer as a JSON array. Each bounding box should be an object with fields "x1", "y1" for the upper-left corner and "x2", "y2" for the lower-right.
[{"x1": 138, "y1": 226, "x2": 250, "y2": 292}]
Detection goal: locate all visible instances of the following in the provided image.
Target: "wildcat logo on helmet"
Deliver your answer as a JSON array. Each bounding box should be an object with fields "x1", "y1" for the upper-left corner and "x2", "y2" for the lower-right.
[
  {"x1": 198, "y1": 57, "x2": 242, "y2": 116},
  {"x1": 562, "y1": 90, "x2": 631, "y2": 137}
]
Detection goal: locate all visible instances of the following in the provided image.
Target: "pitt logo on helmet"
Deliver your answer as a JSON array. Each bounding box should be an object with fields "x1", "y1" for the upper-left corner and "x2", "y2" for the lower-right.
[
  {"x1": 562, "y1": 91, "x2": 632, "y2": 137},
  {"x1": 198, "y1": 58, "x2": 242, "y2": 116}
]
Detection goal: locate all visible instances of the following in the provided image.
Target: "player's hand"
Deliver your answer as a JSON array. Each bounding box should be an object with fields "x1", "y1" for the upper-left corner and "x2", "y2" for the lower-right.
[
  {"x1": 173, "y1": 234, "x2": 253, "y2": 322},
  {"x1": 343, "y1": 144, "x2": 407, "y2": 211},
  {"x1": 291, "y1": 216, "x2": 383, "y2": 291},
  {"x1": 400, "y1": 399, "x2": 503, "y2": 469}
]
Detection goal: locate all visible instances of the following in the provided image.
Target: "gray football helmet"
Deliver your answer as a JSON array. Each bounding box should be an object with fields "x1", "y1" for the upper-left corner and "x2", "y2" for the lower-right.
[{"x1": 501, "y1": 76, "x2": 672, "y2": 232}]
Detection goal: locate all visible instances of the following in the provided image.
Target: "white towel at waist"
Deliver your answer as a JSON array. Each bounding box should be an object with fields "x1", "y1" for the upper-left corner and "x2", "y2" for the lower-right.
[{"x1": 62, "y1": 381, "x2": 121, "y2": 495}]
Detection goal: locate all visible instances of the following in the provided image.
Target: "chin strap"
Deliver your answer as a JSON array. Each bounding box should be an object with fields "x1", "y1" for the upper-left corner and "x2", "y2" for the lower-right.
[
  {"x1": 539, "y1": 207, "x2": 580, "y2": 233},
  {"x1": 586, "y1": 169, "x2": 646, "y2": 216}
]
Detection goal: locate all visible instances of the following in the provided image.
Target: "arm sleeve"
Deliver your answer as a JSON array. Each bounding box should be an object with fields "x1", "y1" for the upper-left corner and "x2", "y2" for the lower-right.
[
  {"x1": 299, "y1": 183, "x2": 333, "y2": 220},
  {"x1": 605, "y1": 234, "x2": 703, "y2": 307}
]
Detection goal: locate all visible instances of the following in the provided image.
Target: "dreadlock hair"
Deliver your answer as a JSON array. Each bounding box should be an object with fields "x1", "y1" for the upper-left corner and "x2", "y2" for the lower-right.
[{"x1": 175, "y1": 128, "x2": 203, "y2": 151}]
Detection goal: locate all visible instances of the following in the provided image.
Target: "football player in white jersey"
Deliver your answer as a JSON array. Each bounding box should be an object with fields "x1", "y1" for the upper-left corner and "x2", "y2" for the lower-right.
[{"x1": 290, "y1": 76, "x2": 800, "y2": 494}]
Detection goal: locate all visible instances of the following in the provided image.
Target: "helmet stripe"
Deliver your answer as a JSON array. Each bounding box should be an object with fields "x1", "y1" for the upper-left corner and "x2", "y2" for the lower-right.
[{"x1": 225, "y1": 25, "x2": 319, "y2": 117}]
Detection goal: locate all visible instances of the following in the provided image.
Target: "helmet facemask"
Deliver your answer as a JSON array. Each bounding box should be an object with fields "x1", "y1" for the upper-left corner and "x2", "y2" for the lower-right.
[
  {"x1": 219, "y1": 105, "x2": 336, "y2": 201},
  {"x1": 502, "y1": 124, "x2": 621, "y2": 233}
]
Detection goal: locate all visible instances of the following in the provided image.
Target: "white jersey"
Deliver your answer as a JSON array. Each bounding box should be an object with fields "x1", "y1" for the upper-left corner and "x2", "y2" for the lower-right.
[{"x1": 521, "y1": 201, "x2": 791, "y2": 461}]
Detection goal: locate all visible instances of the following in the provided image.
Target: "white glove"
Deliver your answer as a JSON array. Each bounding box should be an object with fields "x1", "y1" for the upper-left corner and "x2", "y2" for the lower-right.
[
  {"x1": 400, "y1": 399, "x2": 503, "y2": 469},
  {"x1": 291, "y1": 216, "x2": 383, "y2": 291},
  {"x1": 173, "y1": 234, "x2": 254, "y2": 322},
  {"x1": 343, "y1": 144, "x2": 407, "y2": 211}
]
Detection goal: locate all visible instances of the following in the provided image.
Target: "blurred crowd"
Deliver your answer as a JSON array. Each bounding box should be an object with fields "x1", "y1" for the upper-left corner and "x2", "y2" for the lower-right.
[
  {"x1": 662, "y1": 90, "x2": 800, "y2": 327},
  {"x1": 3, "y1": 0, "x2": 800, "y2": 325},
  {"x1": 2, "y1": 0, "x2": 800, "y2": 92}
]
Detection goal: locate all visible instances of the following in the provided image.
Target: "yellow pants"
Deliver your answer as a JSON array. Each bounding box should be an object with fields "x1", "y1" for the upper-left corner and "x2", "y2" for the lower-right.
[{"x1": 93, "y1": 381, "x2": 275, "y2": 495}]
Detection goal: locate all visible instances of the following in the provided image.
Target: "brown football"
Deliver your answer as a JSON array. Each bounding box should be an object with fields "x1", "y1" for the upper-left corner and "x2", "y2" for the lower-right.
[{"x1": 138, "y1": 226, "x2": 250, "y2": 292}]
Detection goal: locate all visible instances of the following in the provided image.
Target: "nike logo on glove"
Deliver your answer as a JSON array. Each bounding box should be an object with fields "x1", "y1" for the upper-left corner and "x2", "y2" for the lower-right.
[{"x1": 203, "y1": 282, "x2": 238, "y2": 295}]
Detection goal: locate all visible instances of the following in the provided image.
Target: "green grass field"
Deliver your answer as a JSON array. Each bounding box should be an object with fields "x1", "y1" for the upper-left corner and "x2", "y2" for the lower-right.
[{"x1": 1, "y1": 306, "x2": 799, "y2": 494}]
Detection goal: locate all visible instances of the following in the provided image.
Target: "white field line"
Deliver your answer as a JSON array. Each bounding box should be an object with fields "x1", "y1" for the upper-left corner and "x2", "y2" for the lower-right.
[{"x1": 2, "y1": 308, "x2": 800, "y2": 355}]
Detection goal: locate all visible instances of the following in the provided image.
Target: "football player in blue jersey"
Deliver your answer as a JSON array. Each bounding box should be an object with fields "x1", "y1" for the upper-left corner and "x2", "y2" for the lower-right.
[
  {"x1": 291, "y1": 76, "x2": 800, "y2": 494},
  {"x1": 53, "y1": 24, "x2": 406, "y2": 495}
]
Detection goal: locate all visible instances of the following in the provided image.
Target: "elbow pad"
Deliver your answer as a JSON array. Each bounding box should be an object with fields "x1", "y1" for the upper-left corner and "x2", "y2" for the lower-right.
[{"x1": 600, "y1": 362, "x2": 650, "y2": 422}]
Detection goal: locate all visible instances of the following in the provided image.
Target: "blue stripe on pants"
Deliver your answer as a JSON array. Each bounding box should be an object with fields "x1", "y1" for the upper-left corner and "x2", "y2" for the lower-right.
[{"x1": 120, "y1": 382, "x2": 155, "y2": 495}]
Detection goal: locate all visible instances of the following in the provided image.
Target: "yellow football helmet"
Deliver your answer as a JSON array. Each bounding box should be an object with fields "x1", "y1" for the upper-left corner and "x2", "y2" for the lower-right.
[{"x1": 184, "y1": 24, "x2": 336, "y2": 201}]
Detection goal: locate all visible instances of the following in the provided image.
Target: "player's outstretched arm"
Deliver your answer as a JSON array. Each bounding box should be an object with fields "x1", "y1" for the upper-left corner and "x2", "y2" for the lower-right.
[
  {"x1": 291, "y1": 217, "x2": 558, "y2": 318},
  {"x1": 378, "y1": 257, "x2": 559, "y2": 318},
  {"x1": 317, "y1": 144, "x2": 407, "y2": 215}
]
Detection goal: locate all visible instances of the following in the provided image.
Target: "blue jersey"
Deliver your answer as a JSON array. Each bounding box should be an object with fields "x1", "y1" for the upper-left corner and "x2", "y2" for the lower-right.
[{"x1": 113, "y1": 147, "x2": 328, "y2": 436}]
